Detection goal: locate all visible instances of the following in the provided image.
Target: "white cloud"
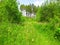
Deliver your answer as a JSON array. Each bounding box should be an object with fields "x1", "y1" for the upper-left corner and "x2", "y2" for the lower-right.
[{"x1": 34, "y1": 0, "x2": 45, "y2": 6}]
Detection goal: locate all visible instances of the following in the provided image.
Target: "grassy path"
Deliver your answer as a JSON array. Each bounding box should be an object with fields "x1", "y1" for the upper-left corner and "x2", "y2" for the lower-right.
[
  {"x1": 1, "y1": 19, "x2": 60, "y2": 45},
  {"x1": 16, "y1": 21, "x2": 60, "y2": 45}
]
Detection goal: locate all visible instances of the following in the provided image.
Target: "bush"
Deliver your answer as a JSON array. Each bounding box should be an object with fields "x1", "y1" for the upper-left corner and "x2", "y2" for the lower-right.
[
  {"x1": 0, "y1": 0, "x2": 22, "y2": 24},
  {"x1": 5, "y1": 0, "x2": 22, "y2": 24},
  {"x1": 36, "y1": 1, "x2": 60, "y2": 22},
  {"x1": 36, "y1": 3, "x2": 55, "y2": 22},
  {"x1": 54, "y1": 28, "x2": 60, "y2": 41}
]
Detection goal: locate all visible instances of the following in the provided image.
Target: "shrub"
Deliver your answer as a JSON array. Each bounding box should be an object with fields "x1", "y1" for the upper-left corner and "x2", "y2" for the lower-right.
[
  {"x1": 5, "y1": 0, "x2": 22, "y2": 24},
  {"x1": 36, "y1": 3, "x2": 55, "y2": 22},
  {"x1": 36, "y1": 0, "x2": 60, "y2": 22},
  {"x1": 54, "y1": 28, "x2": 60, "y2": 41},
  {"x1": 0, "y1": 0, "x2": 22, "y2": 24}
]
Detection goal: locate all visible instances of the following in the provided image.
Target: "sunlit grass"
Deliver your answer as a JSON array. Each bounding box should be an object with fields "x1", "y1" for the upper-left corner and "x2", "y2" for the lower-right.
[{"x1": 0, "y1": 19, "x2": 60, "y2": 45}]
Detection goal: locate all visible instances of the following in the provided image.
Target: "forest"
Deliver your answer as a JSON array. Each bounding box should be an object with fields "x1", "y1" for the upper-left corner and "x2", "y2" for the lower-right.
[{"x1": 0, "y1": 0, "x2": 60, "y2": 45}]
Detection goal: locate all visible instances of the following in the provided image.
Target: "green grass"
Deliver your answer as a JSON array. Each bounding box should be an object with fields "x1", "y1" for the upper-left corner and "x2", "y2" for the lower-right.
[{"x1": 0, "y1": 18, "x2": 60, "y2": 45}]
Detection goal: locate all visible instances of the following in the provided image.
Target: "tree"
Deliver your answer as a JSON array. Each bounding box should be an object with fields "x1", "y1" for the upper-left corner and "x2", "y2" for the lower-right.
[
  {"x1": 5, "y1": 0, "x2": 22, "y2": 23},
  {"x1": 36, "y1": 0, "x2": 59, "y2": 22},
  {"x1": 33, "y1": 6, "x2": 38, "y2": 15},
  {"x1": 20, "y1": 4, "x2": 38, "y2": 17},
  {"x1": 25, "y1": 5, "x2": 32, "y2": 17},
  {"x1": 20, "y1": 4, "x2": 26, "y2": 11},
  {"x1": 0, "y1": 0, "x2": 8, "y2": 22}
]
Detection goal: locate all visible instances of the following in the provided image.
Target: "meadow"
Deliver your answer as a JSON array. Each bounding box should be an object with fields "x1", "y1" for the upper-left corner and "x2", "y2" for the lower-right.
[
  {"x1": 0, "y1": 18, "x2": 60, "y2": 45},
  {"x1": 0, "y1": 0, "x2": 60, "y2": 45}
]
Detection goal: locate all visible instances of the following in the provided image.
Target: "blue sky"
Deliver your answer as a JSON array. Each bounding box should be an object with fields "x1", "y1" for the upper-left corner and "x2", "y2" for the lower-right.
[
  {"x1": 17, "y1": 0, "x2": 46, "y2": 6},
  {"x1": 17, "y1": 0, "x2": 46, "y2": 11}
]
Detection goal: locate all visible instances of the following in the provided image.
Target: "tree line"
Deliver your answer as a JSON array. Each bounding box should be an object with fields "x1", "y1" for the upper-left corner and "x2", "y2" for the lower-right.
[{"x1": 20, "y1": 4, "x2": 39, "y2": 17}]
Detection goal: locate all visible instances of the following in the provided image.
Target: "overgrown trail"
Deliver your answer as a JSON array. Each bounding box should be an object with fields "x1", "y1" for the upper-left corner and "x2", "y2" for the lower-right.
[
  {"x1": 17, "y1": 20, "x2": 60, "y2": 45},
  {"x1": 3, "y1": 19, "x2": 60, "y2": 45}
]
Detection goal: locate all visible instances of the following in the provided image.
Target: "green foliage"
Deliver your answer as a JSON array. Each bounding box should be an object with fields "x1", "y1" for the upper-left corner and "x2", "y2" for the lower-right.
[
  {"x1": 6, "y1": 0, "x2": 22, "y2": 23},
  {"x1": 54, "y1": 28, "x2": 60, "y2": 41},
  {"x1": 36, "y1": 0, "x2": 60, "y2": 22},
  {"x1": 36, "y1": 0, "x2": 60, "y2": 41},
  {"x1": 32, "y1": 4, "x2": 38, "y2": 14},
  {"x1": 20, "y1": 4, "x2": 26, "y2": 11},
  {"x1": 25, "y1": 5, "x2": 32, "y2": 13},
  {"x1": 0, "y1": 1, "x2": 8, "y2": 22},
  {"x1": 0, "y1": 0, "x2": 60, "y2": 45},
  {"x1": 20, "y1": 4, "x2": 38, "y2": 16},
  {"x1": 0, "y1": 18, "x2": 60, "y2": 45},
  {"x1": 0, "y1": 0, "x2": 22, "y2": 24},
  {"x1": 36, "y1": 3, "x2": 55, "y2": 22}
]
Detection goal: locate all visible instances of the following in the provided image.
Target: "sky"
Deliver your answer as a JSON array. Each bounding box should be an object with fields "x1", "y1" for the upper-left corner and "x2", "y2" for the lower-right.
[
  {"x1": 17, "y1": 0, "x2": 46, "y2": 11},
  {"x1": 17, "y1": 0, "x2": 46, "y2": 6}
]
